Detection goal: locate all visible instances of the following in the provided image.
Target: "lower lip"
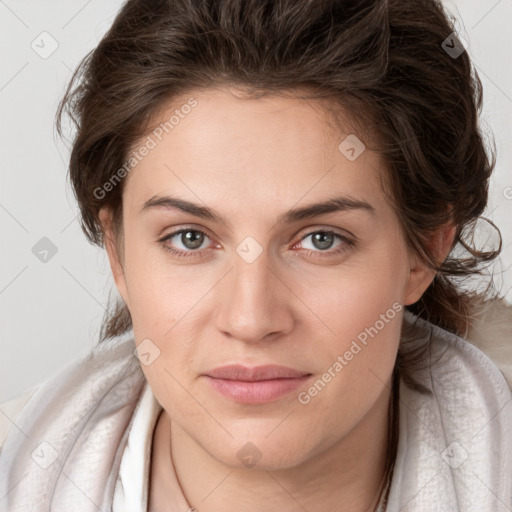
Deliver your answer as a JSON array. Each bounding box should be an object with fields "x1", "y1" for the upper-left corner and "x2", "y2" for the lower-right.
[{"x1": 204, "y1": 375, "x2": 311, "y2": 404}]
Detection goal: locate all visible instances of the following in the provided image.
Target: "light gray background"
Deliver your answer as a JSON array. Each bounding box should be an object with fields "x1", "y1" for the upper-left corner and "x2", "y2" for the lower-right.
[{"x1": 1, "y1": 0, "x2": 511, "y2": 402}]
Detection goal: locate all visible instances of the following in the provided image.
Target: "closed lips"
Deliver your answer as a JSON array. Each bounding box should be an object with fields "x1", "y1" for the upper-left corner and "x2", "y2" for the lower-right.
[{"x1": 205, "y1": 365, "x2": 311, "y2": 381}]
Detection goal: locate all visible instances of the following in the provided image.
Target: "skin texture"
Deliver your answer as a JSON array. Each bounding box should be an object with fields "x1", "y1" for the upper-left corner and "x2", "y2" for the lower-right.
[{"x1": 100, "y1": 86, "x2": 456, "y2": 511}]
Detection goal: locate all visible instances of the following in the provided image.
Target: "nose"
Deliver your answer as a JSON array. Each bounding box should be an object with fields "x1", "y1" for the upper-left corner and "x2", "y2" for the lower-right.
[{"x1": 214, "y1": 247, "x2": 295, "y2": 344}]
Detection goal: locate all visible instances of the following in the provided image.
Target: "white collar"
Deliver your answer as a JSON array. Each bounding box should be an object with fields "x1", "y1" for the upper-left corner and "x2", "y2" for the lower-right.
[{"x1": 113, "y1": 381, "x2": 162, "y2": 511}]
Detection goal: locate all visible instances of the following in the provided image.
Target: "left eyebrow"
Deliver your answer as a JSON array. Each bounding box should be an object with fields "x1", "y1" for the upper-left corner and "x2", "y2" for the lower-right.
[
  {"x1": 278, "y1": 196, "x2": 376, "y2": 223},
  {"x1": 140, "y1": 194, "x2": 376, "y2": 225}
]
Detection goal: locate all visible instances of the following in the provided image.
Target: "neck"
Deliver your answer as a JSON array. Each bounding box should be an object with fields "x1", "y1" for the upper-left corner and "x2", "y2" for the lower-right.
[{"x1": 150, "y1": 375, "x2": 396, "y2": 512}]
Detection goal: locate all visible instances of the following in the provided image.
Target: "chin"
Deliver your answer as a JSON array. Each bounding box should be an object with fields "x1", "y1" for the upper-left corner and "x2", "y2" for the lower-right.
[{"x1": 198, "y1": 430, "x2": 318, "y2": 471}]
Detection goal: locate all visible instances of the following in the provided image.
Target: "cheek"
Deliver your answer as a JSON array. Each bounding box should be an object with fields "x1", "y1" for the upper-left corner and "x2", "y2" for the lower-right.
[
  {"x1": 299, "y1": 246, "x2": 407, "y2": 347},
  {"x1": 295, "y1": 288, "x2": 402, "y2": 446},
  {"x1": 121, "y1": 233, "x2": 182, "y2": 331},
  {"x1": 329, "y1": 275, "x2": 404, "y2": 343},
  {"x1": 299, "y1": 248, "x2": 405, "y2": 397},
  {"x1": 139, "y1": 358, "x2": 208, "y2": 438},
  {"x1": 314, "y1": 282, "x2": 402, "y2": 386}
]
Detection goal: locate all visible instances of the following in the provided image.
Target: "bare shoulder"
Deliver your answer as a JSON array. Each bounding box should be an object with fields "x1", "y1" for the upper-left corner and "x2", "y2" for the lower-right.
[
  {"x1": 465, "y1": 297, "x2": 512, "y2": 390},
  {"x1": 0, "y1": 387, "x2": 38, "y2": 450}
]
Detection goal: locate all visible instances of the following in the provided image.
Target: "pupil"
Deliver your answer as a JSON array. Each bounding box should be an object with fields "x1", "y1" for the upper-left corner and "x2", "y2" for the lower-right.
[{"x1": 313, "y1": 232, "x2": 333, "y2": 250}]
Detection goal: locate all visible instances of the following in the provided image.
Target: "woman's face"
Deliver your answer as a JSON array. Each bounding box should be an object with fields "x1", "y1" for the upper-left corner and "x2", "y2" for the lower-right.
[{"x1": 102, "y1": 86, "x2": 434, "y2": 470}]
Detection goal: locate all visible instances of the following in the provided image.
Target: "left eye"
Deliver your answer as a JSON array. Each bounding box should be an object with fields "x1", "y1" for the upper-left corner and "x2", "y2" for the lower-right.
[
  {"x1": 159, "y1": 228, "x2": 354, "y2": 259},
  {"x1": 298, "y1": 231, "x2": 344, "y2": 251}
]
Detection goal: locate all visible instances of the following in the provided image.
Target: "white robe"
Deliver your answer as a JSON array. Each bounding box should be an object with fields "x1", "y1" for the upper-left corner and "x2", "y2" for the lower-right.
[{"x1": 1, "y1": 307, "x2": 512, "y2": 511}]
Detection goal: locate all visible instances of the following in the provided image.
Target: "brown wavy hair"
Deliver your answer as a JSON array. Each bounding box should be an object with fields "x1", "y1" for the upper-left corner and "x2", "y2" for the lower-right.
[{"x1": 56, "y1": 0, "x2": 502, "y2": 377}]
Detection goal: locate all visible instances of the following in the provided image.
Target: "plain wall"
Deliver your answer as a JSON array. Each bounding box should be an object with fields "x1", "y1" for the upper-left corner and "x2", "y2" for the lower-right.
[{"x1": 1, "y1": 0, "x2": 511, "y2": 402}]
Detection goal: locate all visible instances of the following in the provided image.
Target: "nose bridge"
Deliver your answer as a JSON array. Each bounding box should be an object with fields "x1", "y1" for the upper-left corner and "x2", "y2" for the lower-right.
[{"x1": 214, "y1": 239, "x2": 293, "y2": 342}]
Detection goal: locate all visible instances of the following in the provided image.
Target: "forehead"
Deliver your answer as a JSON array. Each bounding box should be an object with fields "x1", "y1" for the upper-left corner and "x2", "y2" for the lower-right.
[
  {"x1": 138, "y1": 87, "x2": 352, "y2": 154},
  {"x1": 122, "y1": 86, "x2": 387, "y2": 216}
]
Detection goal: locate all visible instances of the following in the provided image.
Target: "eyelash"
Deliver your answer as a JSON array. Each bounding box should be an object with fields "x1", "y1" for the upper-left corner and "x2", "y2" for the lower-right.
[{"x1": 158, "y1": 227, "x2": 355, "y2": 260}]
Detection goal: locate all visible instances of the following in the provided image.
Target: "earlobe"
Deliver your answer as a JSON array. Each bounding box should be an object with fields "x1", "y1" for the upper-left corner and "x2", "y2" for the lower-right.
[
  {"x1": 99, "y1": 207, "x2": 130, "y2": 308},
  {"x1": 404, "y1": 222, "x2": 457, "y2": 306}
]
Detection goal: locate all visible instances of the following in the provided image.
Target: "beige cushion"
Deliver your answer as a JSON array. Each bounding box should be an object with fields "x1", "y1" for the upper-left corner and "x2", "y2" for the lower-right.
[{"x1": 465, "y1": 297, "x2": 512, "y2": 391}]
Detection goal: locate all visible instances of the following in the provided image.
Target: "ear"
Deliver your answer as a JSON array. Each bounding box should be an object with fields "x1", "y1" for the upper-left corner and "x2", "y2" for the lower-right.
[
  {"x1": 99, "y1": 206, "x2": 130, "y2": 308},
  {"x1": 404, "y1": 221, "x2": 457, "y2": 306}
]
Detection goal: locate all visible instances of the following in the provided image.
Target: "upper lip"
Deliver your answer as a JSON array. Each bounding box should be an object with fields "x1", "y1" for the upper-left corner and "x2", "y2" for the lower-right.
[{"x1": 205, "y1": 364, "x2": 310, "y2": 381}]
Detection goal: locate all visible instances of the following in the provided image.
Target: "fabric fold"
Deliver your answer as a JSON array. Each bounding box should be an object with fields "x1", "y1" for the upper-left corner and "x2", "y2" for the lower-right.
[
  {"x1": 386, "y1": 311, "x2": 512, "y2": 511},
  {"x1": 0, "y1": 328, "x2": 146, "y2": 512}
]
